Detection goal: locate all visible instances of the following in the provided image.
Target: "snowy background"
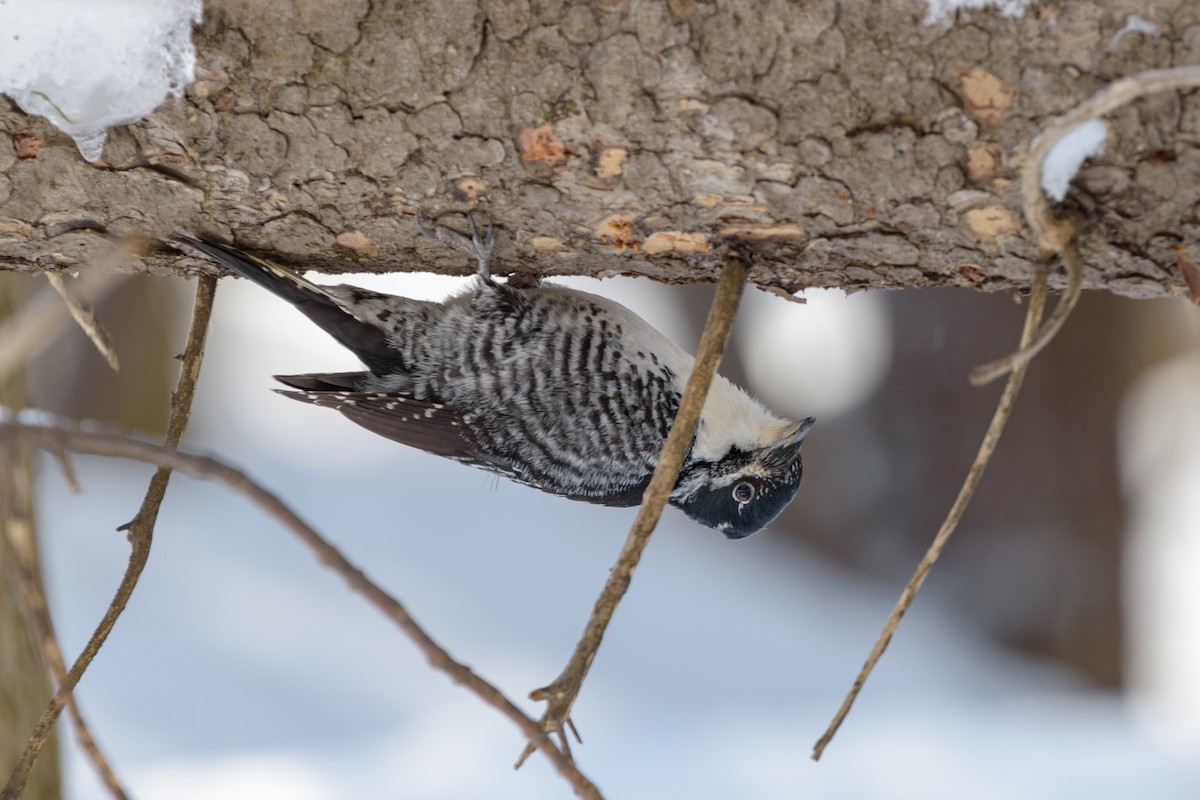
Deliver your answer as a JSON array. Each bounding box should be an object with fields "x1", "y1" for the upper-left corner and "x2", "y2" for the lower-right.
[{"x1": 29, "y1": 270, "x2": 1200, "y2": 800}]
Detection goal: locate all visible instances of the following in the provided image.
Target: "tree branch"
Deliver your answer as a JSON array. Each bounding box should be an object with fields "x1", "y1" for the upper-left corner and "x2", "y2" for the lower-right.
[
  {"x1": 0, "y1": 420, "x2": 604, "y2": 800},
  {"x1": 3, "y1": 3, "x2": 1191, "y2": 300},
  {"x1": 0, "y1": 447, "x2": 129, "y2": 800},
  {"x1": 517, "y1": 253, "x2": 749, "y2": 768},
  {"x1": 812, "y1": 271, "x2": 1048, "y2": 761},
  {"x1": 1, "y1": 275, "x2": 216, "y2": 800},
  {"x1": 0, "y1": 270, "x2": 125, "y2": 385},
  {"x1": 45, "y1": 272, "x2": 120, "y2": 373}
]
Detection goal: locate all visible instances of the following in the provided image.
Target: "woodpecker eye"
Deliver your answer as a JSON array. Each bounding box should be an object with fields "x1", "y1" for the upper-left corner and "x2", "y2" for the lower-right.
[{"x1": 732, "y1": 481, "x2": 755, "y2": 504}]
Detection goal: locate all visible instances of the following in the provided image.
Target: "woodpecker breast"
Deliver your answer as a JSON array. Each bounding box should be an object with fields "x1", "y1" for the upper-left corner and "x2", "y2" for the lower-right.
[{"x1": 175, "y1": 224, "x2": 813, "y2": 538}]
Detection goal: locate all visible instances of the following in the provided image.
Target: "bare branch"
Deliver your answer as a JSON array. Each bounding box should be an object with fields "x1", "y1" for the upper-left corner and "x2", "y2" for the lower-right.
[
  {"x1": 0, "y1": 448, "x2": 130, "y2": 800},
  {"x1": 969, "y1": 246, "x2": 1082, "y2": 386},
  {"x1": 1, "y1": 275, "x2": 216, "y2": 800},
  {"x1": 517, "y1": 254, "x2": 749, "y2": 768},
  {"x1": 0, "y1": 420, "x2": 604, "y2": 800},
  {"x1": 46, "y1": 272, "x2": 120, "y2": 372},
  {"x1": 1174, "y1": 246, "x2": 1200, "y2": 305},
  {"x1": 0, "y1": 270, "x2": 125, "y2": 385},
  {"x1": 812, "y1": 272, "x2": 1049, "y2": 761}
]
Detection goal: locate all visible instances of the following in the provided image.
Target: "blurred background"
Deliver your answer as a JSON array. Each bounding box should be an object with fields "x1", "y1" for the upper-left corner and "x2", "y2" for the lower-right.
[{"x1": 2, "y1": 261, "x2": 1199, "y2": 799}]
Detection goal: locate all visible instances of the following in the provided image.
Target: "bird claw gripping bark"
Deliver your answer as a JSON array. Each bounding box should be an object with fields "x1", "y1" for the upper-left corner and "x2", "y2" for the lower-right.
[{"x1": 417, "y1": 213, "x2": 495, "y2": 281}]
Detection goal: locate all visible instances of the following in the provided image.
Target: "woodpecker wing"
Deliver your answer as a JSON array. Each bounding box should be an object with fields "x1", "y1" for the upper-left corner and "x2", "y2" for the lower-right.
[
  {"x1": 274, "y1": 372, "x2": 367, "y2": 393},
  {"x1": 275, "y1": 377, "x2": 486, "y2": 465},
  {"x1": 276, "y1": 376, "x2": 650, "y2": 505},
  {"x1": 559, "y1": 480, "x2": 650, "y2": 508}
]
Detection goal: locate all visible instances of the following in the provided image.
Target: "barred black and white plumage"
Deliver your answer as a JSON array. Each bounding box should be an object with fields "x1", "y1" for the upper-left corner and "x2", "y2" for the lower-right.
[{"x1": 174, "y1": 220, "x2": 814, "y2": 538}]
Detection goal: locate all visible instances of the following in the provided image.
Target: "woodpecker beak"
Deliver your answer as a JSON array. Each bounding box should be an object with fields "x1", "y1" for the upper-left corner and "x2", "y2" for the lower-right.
[{"x1": 765, "y1": 417, "x2": 815, "y2": 462}]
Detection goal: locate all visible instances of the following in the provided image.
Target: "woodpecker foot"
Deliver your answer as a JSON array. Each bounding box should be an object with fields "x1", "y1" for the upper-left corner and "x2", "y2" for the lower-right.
[{"x1": 417, "y1": 213, "x2": 495, "y2": 281}]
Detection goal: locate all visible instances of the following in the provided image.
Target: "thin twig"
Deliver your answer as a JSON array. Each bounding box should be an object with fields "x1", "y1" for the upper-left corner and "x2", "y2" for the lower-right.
[
  {"x1": 1173, "y1": 245, "x2": 1200, "y2": 306},
  {"x1": 0, "y1": 448, "x2": 130, "y2": 800},
  {"x1": 0, "y1": 270, "x2": 125, "y2": 385},
  {"x1": 46, "y1": 272, "x2": 120, "y2": 372},
  {"x1": 812, "y1": 272, "x2": 1049, "y2": 761},
  {"x1": 972, "y1": 64, "x2": 1200, "y2": 386},
  {"x1": 813, "y1": 63, "x2": 1200, "y2": 762},
  {"x1": 2, "y1": 276, "x2": 217, "y2": 800},
  {"x1": 516, "y1": 255, "x2": 750, "y2": 769},
  {"x1": 0, "y1": 421, "x2": 604, "y2": 800},
  {"x1": 969, "y1": 246, "x2": 1082, "y2": 386}
]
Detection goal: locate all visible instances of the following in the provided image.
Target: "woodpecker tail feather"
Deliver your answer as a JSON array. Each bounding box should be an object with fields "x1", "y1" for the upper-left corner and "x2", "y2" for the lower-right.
[
  {"x1": 173, "y1": 236, "x2": 324, "y2": 302},
  {"x1": 173, "y1": 236, "x2": 395, "y2": 373},
  {"x1": 274, "y1": 372, "x2": 366, "y2": 392}
]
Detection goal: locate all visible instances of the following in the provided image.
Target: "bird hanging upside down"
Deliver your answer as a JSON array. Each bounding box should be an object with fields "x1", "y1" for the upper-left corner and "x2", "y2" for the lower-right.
[{"x1": 175, "y1": 219, "x2": 814, "y2": 538}]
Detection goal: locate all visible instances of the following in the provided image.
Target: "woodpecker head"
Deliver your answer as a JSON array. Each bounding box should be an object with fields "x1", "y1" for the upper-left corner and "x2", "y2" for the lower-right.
[{"x1": 671, "y1": 417, "x2": 815, "y2": 539}]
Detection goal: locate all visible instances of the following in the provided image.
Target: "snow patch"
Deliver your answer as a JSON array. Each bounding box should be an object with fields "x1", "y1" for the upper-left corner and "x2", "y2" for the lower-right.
[
  {"x1": 1041, "y1": 119, "x2": 1108, "y2": 203},
  {"x1": 924, "y1": 0, "x2": 1034, "y2": 25},
  {"x1": 0, "y1": 0, "x2": 201, "y2": 162}
]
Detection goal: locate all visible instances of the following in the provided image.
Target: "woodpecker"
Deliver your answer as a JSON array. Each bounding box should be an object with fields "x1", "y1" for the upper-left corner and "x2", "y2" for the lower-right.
[{"x1": 175, "y1": 220, "x2": 814, "y2": 538}]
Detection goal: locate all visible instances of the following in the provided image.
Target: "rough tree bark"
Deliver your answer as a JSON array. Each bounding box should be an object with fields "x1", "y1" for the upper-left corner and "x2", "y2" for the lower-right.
[{"x1": 0, "y1": 0, "x2": 1195, "y2": 298}]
